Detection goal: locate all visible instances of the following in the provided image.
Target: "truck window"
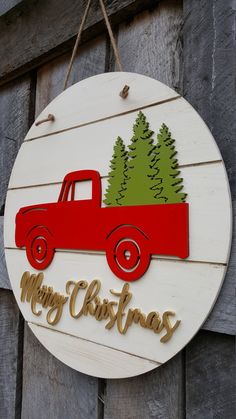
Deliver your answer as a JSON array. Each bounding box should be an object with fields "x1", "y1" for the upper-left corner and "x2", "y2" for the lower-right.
[{"x1": 71, "y1": 180, "x2": 92, "y2": 201}]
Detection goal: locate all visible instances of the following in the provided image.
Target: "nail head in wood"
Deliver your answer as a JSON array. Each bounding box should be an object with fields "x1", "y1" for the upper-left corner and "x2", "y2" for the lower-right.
[
  {"x1": 35, "y1": 114, "x2": 55, "y2": 126},
  {"x1": 119, "y1": 85, "x2": 130, "y2": 99}
]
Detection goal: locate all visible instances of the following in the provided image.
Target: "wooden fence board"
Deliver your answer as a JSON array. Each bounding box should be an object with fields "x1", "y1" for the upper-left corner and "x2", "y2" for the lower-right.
[
  {"x1": 0, "y1": 1, "x2": 22, "y2": 16},
  {"x1": 183, "y1": 0, "x2": 236, "y2": 336},
  {"x1": 21, "y1": 35, "x2": 107, "y2": 418},
  {"x1": 0, "y1": 289, "x2": 23, "y2": 419},
  {"x1": 117, "y1": 0, "x2": 183, "y2": 91},
  {"x1": 0, "y1": 216, "x2": 10, "y2": 289},
  {"x1": 104, "y1": 2, "x2": 184, "y2": 417},
  {"x1": 35, "y1": 35, "x2": 106, "y2": 118},
  {"x1": 21, "y1": 325, "x2": 99, "y2": 419},
  {"x1": 0, "y1": 75, "x2": 32, "y2": 290},
  {"x1": 186, "y1": 331, "x2": 236, "y2": 419},
  {"x1": 0, "y1": 75, "x2": 32, "y2": 214},
  {"x1": 0, "y1": 0, "x2": 160, "y2": 85},
  {"x1": 104, "y1": 353, "x2": 183, "y2": 419}
]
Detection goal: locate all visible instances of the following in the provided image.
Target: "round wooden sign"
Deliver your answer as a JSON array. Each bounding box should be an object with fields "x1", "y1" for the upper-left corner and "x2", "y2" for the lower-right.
[{"x1": 4, "y1": 72, "x2": 232, "y2": 378}]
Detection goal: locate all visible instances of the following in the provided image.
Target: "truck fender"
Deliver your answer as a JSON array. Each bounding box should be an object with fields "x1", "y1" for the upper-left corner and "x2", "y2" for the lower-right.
[{"x1": 106, "y1": 224, "x2": 149, "y2": 241}]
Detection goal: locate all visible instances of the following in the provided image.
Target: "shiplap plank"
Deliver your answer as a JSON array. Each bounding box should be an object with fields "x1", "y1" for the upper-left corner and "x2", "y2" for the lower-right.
[
  {"x1": 20, "y1": 36, "x2": 107, "y2": 417},
  {"x1": 25, "y1": 72, "x2": 180, "y2": 140},
  {"x1": 29, "y1": 323, "x2": 158, "y2": 379},
  {"x1": 183, "y1": 0, "x2": 236, "y2": 336},
  {"x1": 5, "y1": 163, "x2": 232, "y2": 265},
  {"x1": 0, "y1": 217, "x2": 10, "y2": 289},
  {"x1": 103, "y1": 0, "x2": 182, "y2": 411},
  {"x1": 9, "y1": 97, "x2": 222, "y2": 189},
  {"x1": 35, "y1": 35, "x2": 106, "y2": 117},
  {"x1": 21, "y1": 324, "x2": 99, "y2": 419},
  {"x1": 104, "y1": 353, "x2": 183, "y2": 419},
  {"x1": 0, "y1": 75, "x2": 32, "y2": 212},
  {"x1": 0, "y1": 289, "x2": 23, "y2": 419},
  {"x1": 186, "y1": 330, "x2": 236, "y2": 419},
  {"x1": 4, "y1": 242, "x2": 226, "y2": 371}
]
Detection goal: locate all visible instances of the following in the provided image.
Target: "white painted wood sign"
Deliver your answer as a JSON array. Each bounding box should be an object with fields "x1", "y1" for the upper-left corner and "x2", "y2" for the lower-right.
[{"x1": 4, "y1": 72, "x2": 232, "y2": 378}]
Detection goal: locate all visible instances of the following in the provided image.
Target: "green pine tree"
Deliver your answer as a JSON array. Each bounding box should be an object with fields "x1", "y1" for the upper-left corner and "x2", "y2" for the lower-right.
[
  {"x1": 153, "y1": 123, "x2": 187, "y2": 203},
  {"x1": 119, "y1": 111, "x2": 158, "y2": 206},
  {"x1": 103, "y1": 136, "x2": 128, "y2": 206}
]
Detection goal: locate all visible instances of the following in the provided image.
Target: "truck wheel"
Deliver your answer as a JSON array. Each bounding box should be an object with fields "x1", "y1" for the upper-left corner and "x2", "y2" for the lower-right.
[
  {"x1": 26, "y1": 227, "x2": 54, "y2": 270},
  {"x1": 106, "y1": 226, "x2": 150, "y2": 281}
]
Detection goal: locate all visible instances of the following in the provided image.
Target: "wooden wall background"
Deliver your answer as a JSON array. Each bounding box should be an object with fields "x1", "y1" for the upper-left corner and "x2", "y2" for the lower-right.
[{"x1": 0, "y1": 1, "x2": 235, "y2": 418}]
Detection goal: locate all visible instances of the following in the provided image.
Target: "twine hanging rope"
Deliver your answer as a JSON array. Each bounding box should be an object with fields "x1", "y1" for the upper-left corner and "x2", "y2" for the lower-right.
[
  {"x1": 63, "y1": 0, "x2": 93, "y2": 91},
  {"x1": 63, "y1": 0, "x2": 129, "y2": 96},
  {"x1": 36, "y1": 0, "x2": 129, "y2": 126}
]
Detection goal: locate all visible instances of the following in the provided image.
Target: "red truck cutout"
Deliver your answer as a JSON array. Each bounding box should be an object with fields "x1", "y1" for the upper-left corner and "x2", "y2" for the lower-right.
[{"x1": 15, "y1": 170, "x2": 189, "y2": 281}]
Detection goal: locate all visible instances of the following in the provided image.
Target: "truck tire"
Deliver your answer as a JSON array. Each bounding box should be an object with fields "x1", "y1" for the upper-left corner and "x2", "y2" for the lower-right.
[
  {"x1": 26, "y1": 227, "x2": 54, "y2": 270},
  {"x1": 106, "y1": 226, "x2": 150, "y2": 281}
]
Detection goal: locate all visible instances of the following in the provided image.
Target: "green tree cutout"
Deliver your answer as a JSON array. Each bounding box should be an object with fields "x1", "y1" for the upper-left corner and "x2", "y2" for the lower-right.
[
  {"x1": 119, "y1": 111, "x2": 158, "y2": 206},
  {"x1": 103, "y1": 136, "x2": 128, "y2": 206},
  {"x1": 153, "y1": 123, "x2": 187, "y2": 203}
]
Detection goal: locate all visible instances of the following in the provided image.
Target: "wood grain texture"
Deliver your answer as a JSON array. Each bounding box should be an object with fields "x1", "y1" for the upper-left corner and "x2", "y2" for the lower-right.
[
  {"x1": 0, "y1": 289, "x2": 23, "y2": 419},
  {"x1": 35, "y1": 35, "x2": 106, "y2": 117},
  {"x1": 29, "y1": 323, "x2": 159, "y2": 379},
  {"x1": 5, "y1": 247, "x2": 227, "y2": 370},
  {"x1": 0, "y1": 0, "x2": 160, "y2": 85},
  {"x1": 186, "y1": 330, "x2": 236, "y2": 419},
  {"x1": 117, "y1": 0, "x2": 183, "y2": 92},
  {"x1": 5, "y1": 163, "x2": 232, "y2": 265},
  {"x1": 104, "y1": 352, "x2": 183, "y2": 418},
  {"x1": 20, "y1": 32, "x2": 107, "y2": 417},
  {"x1": 21, "y1": 324, "x2": 99, "y2": 419},
  {"x1": 202, "y1": 201, "x2": 236, "y2": 335},
  {"x1": 10, "y1": 97, "x2": 222, "y2": 189},
  {"x1": 183, "y1": 0, "x2": 236, "y2": 336},
  {"x1": 26, "y1": 72, "x2": 180, "y2": 141},
  {"x1": 0, "y1": 0, "x2": 22, "y2": 16},
  {"x1": 103, "y1": 0, "x2": 184, "y2": 411},
  {"x1": 0, "y1": 75, "x2": 32, "y2": 213},
  {"x1": 183, "y1": 0, "x2": 236, "y2": 199},
  {"x1": 0, "y1": 216, "x2": 10, "y2": 289}
]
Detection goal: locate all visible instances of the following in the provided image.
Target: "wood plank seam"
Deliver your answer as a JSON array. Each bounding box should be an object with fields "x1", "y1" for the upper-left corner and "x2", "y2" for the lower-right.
[
  {"x1": 4, "y1": 246, "x2": 228, "y2": 267},
  {"x1": 28, "y1": 322, "x2": 161, "y2": 365},
  {"x1": 6, "y1": 159, "x2": 224, "y2": 192},
  {"x1": 25, "y1": 95, "x2": 181, "y2": 142}
]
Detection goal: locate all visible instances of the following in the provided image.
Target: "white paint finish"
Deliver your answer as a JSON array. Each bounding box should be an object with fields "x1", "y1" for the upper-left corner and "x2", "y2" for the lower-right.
[
  {"x1": 25, "y1": 72, "x2": 180, "y2": 141},
  {"x1": 4, "y1": 73, "x2": 232, "y2": 378},
  {"x1": 5, "y1": 248, "x2": 226, "y2": 365},
  {"x1": 5, "y1": 163, "x2": 232, "y2": 264},
  {"x1": 9, "y1": 97, "x2": 221, "y2": 189},
  {"x1": 29, "y1": 323, "x2": 159, "y2": 379}
]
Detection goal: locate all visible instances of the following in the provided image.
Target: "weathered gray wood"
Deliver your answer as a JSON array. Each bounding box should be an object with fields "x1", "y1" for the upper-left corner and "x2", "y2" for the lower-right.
[
  {"x1": 0, "y1": 0, "x2": 160, "y2": 85},
  {"x1": 21, "y1": 35, "x2": 107, "y2": 418},
  {"x1": 0, "y1": 75, "x2": 32, "y2": 212},
  {"x1": 104, "y1": 4, "x2": 184, "y2": 417},
  {"x1": 117, "y1": 0, "x2": 183, "y2": 92},
  {"x1": 0, "y1": 0, "x2": 23, "y2": 16},
  {"x1": 183, "y1": 0, "x2": 236, "y2": 335},
  {"x1": 186, "y1": 331, "x2": 236, "y2": 418},
  {"x1": 0, "y1": 216, "x2": 11, "y2": 289},
  {"x1": 36, "y1": 35, "x2": 106, "y2": 117},
  {"x1": 0, "y1": 289, "x2": 24, "y2": 419},
  {"x1": 21, "y1": 325, "x2": 99, "y2": 419},
  {"x1": 104, "y1": 353, "x2": 183, "y2": 419},
  {"x1": 202, "y1": 201, "x2": 236, "y2": 335},
  {"x1": 183, "y1": 0, "x2": 236, "y2": 198}
]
